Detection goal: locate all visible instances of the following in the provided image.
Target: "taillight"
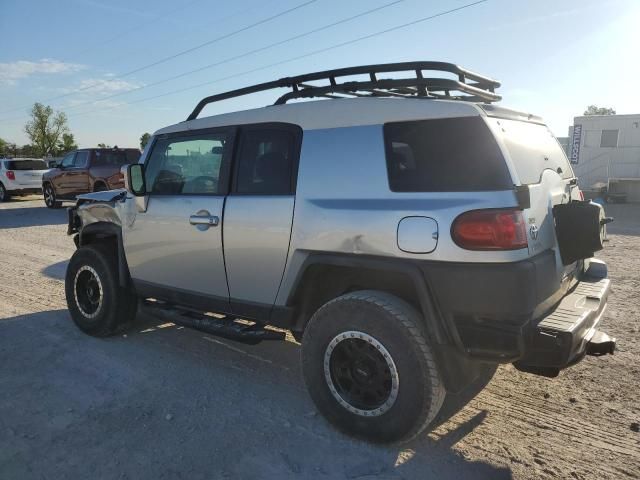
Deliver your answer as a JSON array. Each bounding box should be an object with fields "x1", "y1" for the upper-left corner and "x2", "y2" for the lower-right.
[
  {"x1": 579, "y1": 190, "x2": 585, "y2": 201},
  {"x1": 452, "y1": 208, "x2": 528, "y2": 250},
  {"x1": 5, "y1": 171, "x2": 15, "y2": 180}
]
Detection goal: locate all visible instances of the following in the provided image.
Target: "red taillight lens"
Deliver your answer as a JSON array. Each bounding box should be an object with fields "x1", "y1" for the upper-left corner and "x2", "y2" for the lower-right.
[
  {"x1": 5, "y1": 171, "x2": 15, "y2": 180},
  {"x1": 452, "y1": 208, "x2": 528, "y2": 250},
  {"x1": 579, "y1": 190, "x2": 585, "y2": 201}
]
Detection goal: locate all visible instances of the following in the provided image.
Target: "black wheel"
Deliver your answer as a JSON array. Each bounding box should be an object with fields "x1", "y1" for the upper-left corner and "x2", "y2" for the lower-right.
[
  {"x1": 65, "y1": 243, "x2": 137, "y2": 337},
  {"x1": 0, "y1": 182, "x2": 9, "y2": 202},
  {"x1": 93, "y1": 182, "x2": 107, "y2": 192},
  {"x1": 302, "y1": 290, "x2": 445, "y2": 443},
  {"x1": 43, "y1": 183, "x2": 62, "y2": 208}
]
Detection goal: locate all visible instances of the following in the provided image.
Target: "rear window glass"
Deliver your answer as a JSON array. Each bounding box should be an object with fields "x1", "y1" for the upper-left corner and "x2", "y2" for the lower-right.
[
  {"x1": 495, "y1": 119, "x2": 573, "y2": 184},
  {"x1": 93, "y1": 150, "x2": 140, "y2": 166},
  {"x1": 384, "y1": 117, "x2": 512, "y2": 192},
  {"x1": 5, "y1": 160, "x2": 48, "y2": 170}
]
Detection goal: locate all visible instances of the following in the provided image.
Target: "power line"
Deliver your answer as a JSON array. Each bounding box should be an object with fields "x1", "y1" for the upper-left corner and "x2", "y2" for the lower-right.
[
  {"x1": 69, "y1": 0, "x2": 206, "y2": 60},
  {"x1": 64, "y1": 0, "x2": 489, "y2": 121},
  {"x1": 46, "y1": 0, "x2": 406, "y2": 114},
  {"x1": 0, "y1": 0, "x2": 317, "y2": 115}
]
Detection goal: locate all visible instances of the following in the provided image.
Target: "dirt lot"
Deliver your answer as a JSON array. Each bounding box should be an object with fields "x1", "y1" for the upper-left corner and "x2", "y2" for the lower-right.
[{"x1": 0, "y1": 198, "x2": 638, "y2": 480}]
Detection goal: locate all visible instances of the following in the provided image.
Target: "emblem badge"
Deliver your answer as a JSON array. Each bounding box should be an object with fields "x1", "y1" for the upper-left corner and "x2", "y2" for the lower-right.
[{"x1": 529, "y1": 224, "x2": 539, "y2": 241}]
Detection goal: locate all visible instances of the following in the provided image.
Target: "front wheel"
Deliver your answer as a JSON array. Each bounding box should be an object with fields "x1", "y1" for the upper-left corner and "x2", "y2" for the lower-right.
[
  {"x1": 65, "y1": 243, "x2": 137, "y2": 337},
  {"x1": 301, "y1": 290, "x2": 445, "y2": 443},
  {"x1": 43, "y1": 184, "x2": 62, "y2": 208}
]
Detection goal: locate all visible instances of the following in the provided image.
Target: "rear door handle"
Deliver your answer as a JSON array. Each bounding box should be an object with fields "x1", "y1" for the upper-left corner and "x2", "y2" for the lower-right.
[{"x1": 189, "y1": 214, "x2": 219, "y2": 226}]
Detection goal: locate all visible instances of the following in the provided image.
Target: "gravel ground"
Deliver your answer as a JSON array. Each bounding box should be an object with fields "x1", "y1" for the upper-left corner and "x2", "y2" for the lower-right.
[{"x1": 0, "y1": 197, "x2": 638, "y2": 480}]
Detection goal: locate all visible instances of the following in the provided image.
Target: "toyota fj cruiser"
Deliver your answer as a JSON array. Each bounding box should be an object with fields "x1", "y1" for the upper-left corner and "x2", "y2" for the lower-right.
[{"x1": 65, "y1": 62, "x2": 616, "y2": 443}]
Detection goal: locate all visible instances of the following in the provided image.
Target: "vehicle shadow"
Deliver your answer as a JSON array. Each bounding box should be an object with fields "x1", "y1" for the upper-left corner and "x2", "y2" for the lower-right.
[
  {"x1": 0, "y1": 205, "x2": 68, "y2": 229},
  {"x1": 0, "y1": 309, "x2": 512, "y2": 480},
  {"x1": 41, "y1": 260, "x2": 69, "y2": 280}
]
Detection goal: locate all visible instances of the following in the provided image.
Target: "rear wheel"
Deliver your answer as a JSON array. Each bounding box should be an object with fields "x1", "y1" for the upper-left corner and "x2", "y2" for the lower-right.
[
  {"x1": 0, "y1": 183, "x2": 9, "y2": 202},
  {"x1": 93, "y1": 182, "x2": 107, "y2": 192},
  {"x1": 43, "y1": 184, "x2": 62, "y2": 208},
  {"x1": 65, "y1": 243, "x2": 137, "y2": 337},
  {"x1": 302, "y1": 290, "x2": 445, "y2": 443}
]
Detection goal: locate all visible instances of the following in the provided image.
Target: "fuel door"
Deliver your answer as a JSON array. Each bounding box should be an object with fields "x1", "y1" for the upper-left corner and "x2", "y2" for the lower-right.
[{"x1": 397, "y1": 216, "x2": 439, "y2": 254}]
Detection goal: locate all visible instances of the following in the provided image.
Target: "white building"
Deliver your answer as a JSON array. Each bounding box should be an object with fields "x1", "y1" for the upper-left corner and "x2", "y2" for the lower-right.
[{"x1": 569, "y1": 114, "x2": 640, "y2": 202}]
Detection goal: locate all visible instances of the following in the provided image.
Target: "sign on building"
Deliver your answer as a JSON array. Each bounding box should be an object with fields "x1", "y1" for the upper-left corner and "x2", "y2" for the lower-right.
[{"x1": 570, "y1": 124, "x2": 582, "y2": 164}]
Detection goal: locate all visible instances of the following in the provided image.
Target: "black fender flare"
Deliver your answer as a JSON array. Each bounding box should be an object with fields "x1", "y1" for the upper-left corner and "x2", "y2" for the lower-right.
[
  {"x1": 78, "y1": 222, "x2": 129, "y2": 288},
  {"x1": 286, "y1": 252, "x2": 456, "y2": 345},
  {"x1": 285, "y1": 252, "x2": 483, "y2": 393}
]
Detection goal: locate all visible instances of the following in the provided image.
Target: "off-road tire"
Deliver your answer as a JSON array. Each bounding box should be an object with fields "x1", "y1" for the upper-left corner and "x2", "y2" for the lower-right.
[
  {"x1": 301, "y1": 290, "x2": 445, "y2": 443},
  {"x1": 0, "y1": 182, "x2": 9, "y2": 202},
  {"x1": 65, "y1": 243, "x2": 137, "y2": 337},
  {"x1": 43, "y1": 183, "x2": 62, "y2": 208}
]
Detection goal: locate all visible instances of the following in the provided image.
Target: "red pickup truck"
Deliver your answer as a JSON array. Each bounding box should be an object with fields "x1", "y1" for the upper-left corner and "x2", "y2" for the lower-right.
[{"x1": 42, "y1": 147, "x2": 140, "y2": 208}]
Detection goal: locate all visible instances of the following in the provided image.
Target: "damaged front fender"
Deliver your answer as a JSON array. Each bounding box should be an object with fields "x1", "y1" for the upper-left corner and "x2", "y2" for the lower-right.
[{"x1": 67, "y1": 189, "x2": 127, "y2": 236}]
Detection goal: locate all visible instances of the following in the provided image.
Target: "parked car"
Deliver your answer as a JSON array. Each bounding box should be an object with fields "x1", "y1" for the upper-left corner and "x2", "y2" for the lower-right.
[
  {"x1": 42, "y1": 147, "x2": 140, "y2": 208},
  {"x1": 0, "y1": 158, "x2": 50, "y2": 202},
  {"x1": 64, "y1": 62, "x2": 615, "y2": 443}
]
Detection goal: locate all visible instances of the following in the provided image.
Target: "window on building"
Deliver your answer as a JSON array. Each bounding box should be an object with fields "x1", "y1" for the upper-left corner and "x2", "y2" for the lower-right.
[{"x1": 600, "y1": 129, "x2": 619, "y2": 148}]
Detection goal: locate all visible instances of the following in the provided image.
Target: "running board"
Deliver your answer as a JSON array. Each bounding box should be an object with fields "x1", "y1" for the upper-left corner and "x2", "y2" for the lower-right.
[{"x1": 140, "y1": 300, "x2": 285, "y2": 345}]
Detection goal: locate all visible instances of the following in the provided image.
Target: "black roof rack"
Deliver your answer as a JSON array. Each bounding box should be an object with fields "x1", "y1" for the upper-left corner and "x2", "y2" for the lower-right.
[{"x1": 187, "y1": 61, "x2": 501, "y2": 121}]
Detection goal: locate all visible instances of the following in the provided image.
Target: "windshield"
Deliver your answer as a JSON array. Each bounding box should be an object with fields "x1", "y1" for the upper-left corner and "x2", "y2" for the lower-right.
[
  {"x1": 494, "y1": 118, "x2": 573, "y2": 185},
  {"x1": 5, "y1": 160, "x2": 48, "y2": 170}
]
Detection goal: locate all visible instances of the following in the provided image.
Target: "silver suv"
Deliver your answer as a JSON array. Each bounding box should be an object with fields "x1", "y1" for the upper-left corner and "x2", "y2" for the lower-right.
[{"x1": 65, "y1": 62, "x2": 615, "y2": 442}]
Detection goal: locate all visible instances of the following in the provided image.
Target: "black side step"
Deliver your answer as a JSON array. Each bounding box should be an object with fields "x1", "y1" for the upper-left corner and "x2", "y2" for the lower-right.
[{"x1": 140, "y1": 300, "x2": 285, "y2": 345}]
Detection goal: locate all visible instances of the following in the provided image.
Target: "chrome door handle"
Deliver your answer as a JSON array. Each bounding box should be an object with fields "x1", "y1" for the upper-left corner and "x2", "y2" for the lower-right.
[{"x1": 189, "y1": 214, "x2": 219, "y2": 226}]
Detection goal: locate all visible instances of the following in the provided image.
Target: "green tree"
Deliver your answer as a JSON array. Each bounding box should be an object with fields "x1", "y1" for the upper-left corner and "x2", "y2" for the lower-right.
[
  {"x1": 0, "y1": 137, "x2": 7, "y2": 156},
  {"x1": 97, "y1": 143, "x2": 110, "y2": 148},
  {"x1": 57, "y1": 133, "x2": 77, "y2": 154},
  {"x1": 140, "y1": 132, "x2": 151, "y2": 150},
  {"x1": 584, "y1": 105, "x2": 616, "y2": 116},
  {"x1": 24, "y1": 103, "x2": 69, "y2": 156}
]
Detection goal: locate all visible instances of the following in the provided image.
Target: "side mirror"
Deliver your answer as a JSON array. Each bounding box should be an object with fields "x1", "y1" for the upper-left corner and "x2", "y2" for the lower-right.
[{"x1": 124, "y1": 164, "x2": 146, "y2": 196}]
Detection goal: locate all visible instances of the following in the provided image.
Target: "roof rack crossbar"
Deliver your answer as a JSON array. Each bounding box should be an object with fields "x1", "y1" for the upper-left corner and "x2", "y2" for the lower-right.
[{"x1": 186, "y1": 61, "x2": 501, "y2": 121}]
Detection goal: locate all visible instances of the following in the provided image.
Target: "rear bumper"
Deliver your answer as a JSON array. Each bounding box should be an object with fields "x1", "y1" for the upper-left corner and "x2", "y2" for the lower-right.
[
  {"x1": 419, "y1": 254, "x2": 614, "y2": 372},
  {"x1": 514, "y1": 260, "x2": 614, "y2": 375}
]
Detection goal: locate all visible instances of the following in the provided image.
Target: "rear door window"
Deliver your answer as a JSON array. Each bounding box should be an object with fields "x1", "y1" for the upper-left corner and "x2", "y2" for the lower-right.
[
  {"x1": 384, "y1": 117, "x2": 512, "y2": 192},
  {"x1": 233, "y1": 126, "x2": 301, "y2": 195},
  {"x1": 494, "y1": 119, "x2": 574, "y2": 184}
]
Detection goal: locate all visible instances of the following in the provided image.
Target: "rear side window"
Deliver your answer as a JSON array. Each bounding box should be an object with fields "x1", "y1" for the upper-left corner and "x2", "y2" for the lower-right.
[
  {"x1": 234, "y1": 126, "x2": 300, "y2": 195},
  {"x1": 496, "y1": 119, "x2": 573, "y2": 184},
  {"x1": 93, "y1": 150, "x2": 140, "y2": 166},
  {"x1": 384, "y1": 117, "x2": 512, "y2": 192},
  {"x1": 5, "y1": 160, "x2": 47, "y2": 170}
]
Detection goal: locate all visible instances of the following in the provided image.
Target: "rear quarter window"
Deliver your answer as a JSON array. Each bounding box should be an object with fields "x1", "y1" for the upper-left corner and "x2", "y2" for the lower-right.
[
  {"x1": 93, "y1": 150, "x2": 141, "y2": 166},
  {"x1": 493, "y1": 119, "x2": 574, "y2": 184},
  {"x1": 384, "y1": 116, "x2": 513, "y2": 192}
]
